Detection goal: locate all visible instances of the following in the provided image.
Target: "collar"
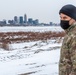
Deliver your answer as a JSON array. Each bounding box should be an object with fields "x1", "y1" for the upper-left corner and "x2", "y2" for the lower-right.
[{"x1": 65, "y1": 22, "x2": 76, "y2": 34}]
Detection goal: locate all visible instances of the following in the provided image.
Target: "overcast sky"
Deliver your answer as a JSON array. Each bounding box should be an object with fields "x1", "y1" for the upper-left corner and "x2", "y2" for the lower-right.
[{"x1": 0, "y1": 0, "x2": 76, "y2": 23}]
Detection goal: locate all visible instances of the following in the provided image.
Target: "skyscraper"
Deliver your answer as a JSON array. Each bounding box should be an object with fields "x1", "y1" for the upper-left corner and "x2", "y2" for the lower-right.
[
  {"x1": 24, "y1": 14, "x2": 27, "y2": 23},
  {"x1": 28, "y1": 18, "x2": 33, "y2": 25},
  {"x1": 19, "y1": 16, "x2": 23, "y2": 24},
  {"x1": 14, "y1": 16, "x2": 18, "y2": 24},
  {"x1": 33, "y1": 19, "x2": 39, "y2": 25}
]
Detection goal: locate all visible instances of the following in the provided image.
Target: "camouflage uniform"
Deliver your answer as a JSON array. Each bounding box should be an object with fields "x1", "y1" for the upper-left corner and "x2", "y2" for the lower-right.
[{"x1": 59, "y1": 23, "x2": 76, "y2": 75}]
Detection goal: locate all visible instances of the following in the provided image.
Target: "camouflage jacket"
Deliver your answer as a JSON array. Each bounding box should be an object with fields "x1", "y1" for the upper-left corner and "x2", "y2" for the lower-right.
[{"x1": 59, "y1": 23, "x2": 76, "y2": 75}]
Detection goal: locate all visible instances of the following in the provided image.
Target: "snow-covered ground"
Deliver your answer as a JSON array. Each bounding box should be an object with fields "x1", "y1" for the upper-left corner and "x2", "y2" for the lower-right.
[
  {"x1": 0, "y1": 40, "x2": 62, "y2": 75},
  {"x1": 0, "y1": 26, "x2": 63, "y2": 32},
  {"x1": 0, "y1": 26, "x2": 63, "y2": 75}
]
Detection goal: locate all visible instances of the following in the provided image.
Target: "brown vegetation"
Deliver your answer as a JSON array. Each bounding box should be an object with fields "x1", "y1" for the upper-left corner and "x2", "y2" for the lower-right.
[
  {"x1": 0, "y1": 31, "x2": 65, "y2": 50},
  {"x1": 0, "y1": 31, "x2": 65, "y2": 43}
]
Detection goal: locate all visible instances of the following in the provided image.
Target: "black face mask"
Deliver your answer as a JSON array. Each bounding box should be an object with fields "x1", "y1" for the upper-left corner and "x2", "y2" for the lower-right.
[{"x1": 60, "y1": 20, "x2": 71, "y2": 30}]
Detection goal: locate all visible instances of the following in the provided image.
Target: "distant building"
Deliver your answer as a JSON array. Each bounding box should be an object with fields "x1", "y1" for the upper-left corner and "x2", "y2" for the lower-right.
[
  {"x1": 0, "y1": 19, "x2": 7, "y2": 25},
  {"x1": 24, "y1": 14, "x2": 27, "y2": 24},
  {"x1": 3, "y1": 19, "x2": 7, "y2": 24},
  {"x1": 33, "y1": 19, "x2": 39, "y2": 25},
  {"x1": 14, "y1": 16, "x2": 18, "y2": 24},
  {"x1": 8, "y1": 20, "x2": 14, "y2": 24},
  {"x1": 19, "y1": 16, "x2": 23, "y2": 24},
  {"x1": 28, "y1": 18, "x2": 33, "y2": 25},
  {"x1": 50, "y1": 22, "x2": 53, "y2": 26}
]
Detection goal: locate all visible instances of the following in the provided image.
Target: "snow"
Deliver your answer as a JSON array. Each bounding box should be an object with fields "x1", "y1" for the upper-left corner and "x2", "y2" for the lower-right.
[
  {"x1": 0, "y1": 26, "x2": 63, "y2": 32},
  {"x1": 0, "y1": 40, "x2": 61, "y2": 75},
  {"x1": 0, "y1": 26, "x2": 62, "y2": 75}
]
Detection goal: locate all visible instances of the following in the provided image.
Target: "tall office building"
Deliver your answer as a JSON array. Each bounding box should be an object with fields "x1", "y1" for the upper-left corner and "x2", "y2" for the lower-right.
[
  {"x1": 14, "y1": 16, "x2": 18, "y2": 24},
  {"x1": 19, "y1": 16, "x2": 23, "y2": 24},
  {"x1": 28, "y1": 18, "x2": 33, "y2": 24},
  {"x1": 24, "y1": 14, "x2": 27, "y2": 23},
  {"x1": 33, "y1": 19, "x2": 39, "y2": 25}
]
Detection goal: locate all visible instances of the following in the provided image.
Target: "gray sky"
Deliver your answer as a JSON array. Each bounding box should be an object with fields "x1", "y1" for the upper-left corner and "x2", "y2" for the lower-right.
[{"x1": 0, "y1": 0, "x2": 76, "y2": 23}]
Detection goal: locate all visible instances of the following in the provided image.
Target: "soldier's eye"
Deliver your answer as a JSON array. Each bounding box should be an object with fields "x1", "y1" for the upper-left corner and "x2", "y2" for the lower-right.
[{"x1": 63, "y1": 17, "x2": 67, "y2": 19}]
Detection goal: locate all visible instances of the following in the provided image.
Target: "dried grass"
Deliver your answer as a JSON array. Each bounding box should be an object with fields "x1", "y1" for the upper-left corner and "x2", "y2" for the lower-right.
[{"x1": 0, "y1": 31, "x2": 65, "y2": 43}]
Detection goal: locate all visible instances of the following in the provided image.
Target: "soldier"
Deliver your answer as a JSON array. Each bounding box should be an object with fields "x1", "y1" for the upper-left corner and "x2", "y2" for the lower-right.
[{"x1": 59, "y1": 4, "x2": 76, "y2": 75}]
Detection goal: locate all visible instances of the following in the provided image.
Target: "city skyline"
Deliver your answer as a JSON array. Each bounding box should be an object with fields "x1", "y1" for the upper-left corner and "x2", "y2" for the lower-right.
[
  {"x1": 0, "y1": 0, "x2": 76, "y2": 23},
  {"x1": 0, "y1": 14, "x2": 40, "y2": 25},
  {"x1": 0, "y1": 13, "x2": 59, "y2": 26}
]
